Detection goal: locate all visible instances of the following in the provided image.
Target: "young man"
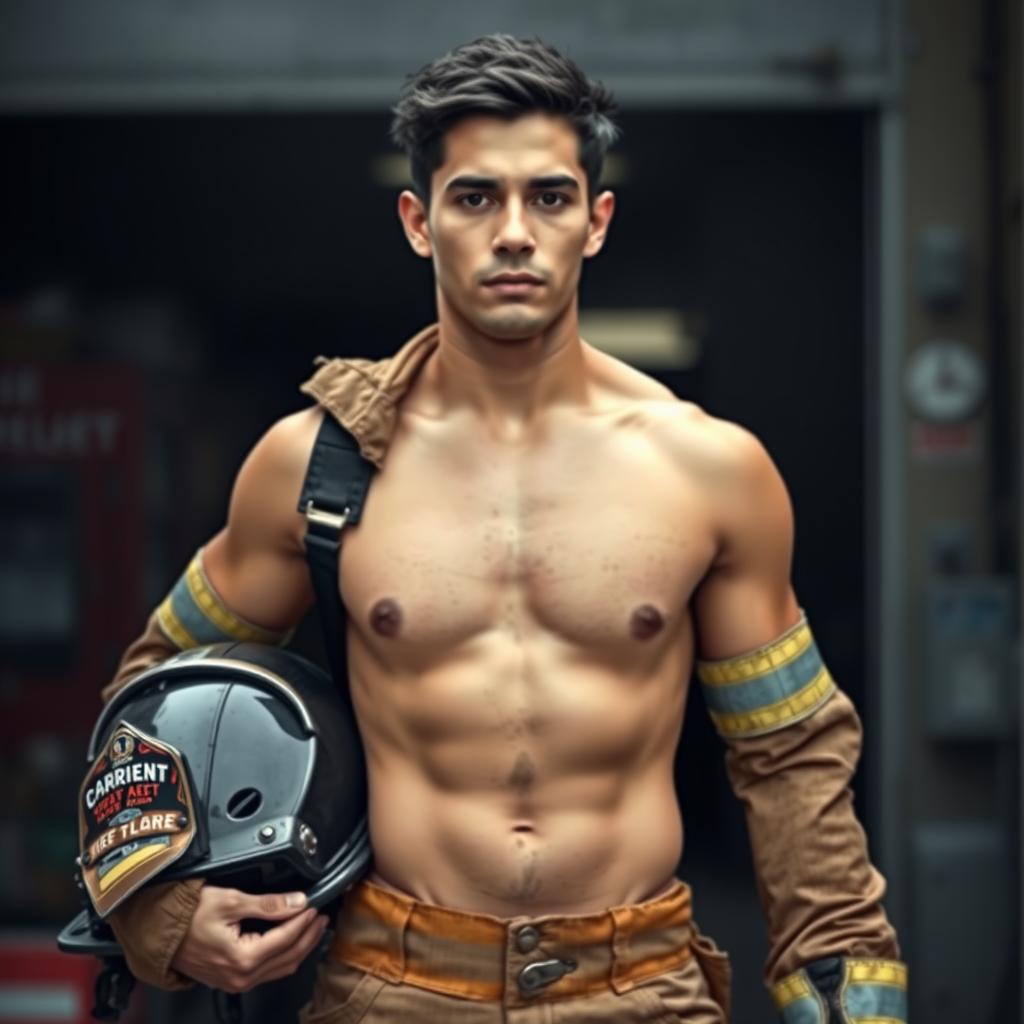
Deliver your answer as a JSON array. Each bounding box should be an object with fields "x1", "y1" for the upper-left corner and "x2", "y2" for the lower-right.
[{"x1": 100, "y1": 33, "x2": 906, "y2": 1024}]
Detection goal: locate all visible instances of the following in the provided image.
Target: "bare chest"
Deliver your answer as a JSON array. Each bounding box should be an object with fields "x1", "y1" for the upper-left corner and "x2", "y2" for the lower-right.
[{"x1": 339, "y1": 410, "x2": 717, "y2": 658}]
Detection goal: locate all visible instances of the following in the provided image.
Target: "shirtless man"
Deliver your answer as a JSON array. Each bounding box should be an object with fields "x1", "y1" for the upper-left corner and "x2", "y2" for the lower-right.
[{"x1": 100, "y1": 33, "x2": 906, "y2": 1024}]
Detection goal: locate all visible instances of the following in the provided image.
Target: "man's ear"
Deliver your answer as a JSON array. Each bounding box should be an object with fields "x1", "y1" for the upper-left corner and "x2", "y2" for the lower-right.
[
  {"x1": 397, "y1": 190, "x2": 432, "y2": 258},
  {"x1": 582, "y1": 189, "x2": 615, "y2": 259}
]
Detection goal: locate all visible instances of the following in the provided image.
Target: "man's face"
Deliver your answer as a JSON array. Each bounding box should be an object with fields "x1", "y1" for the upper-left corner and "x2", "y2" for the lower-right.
[{"x1": 398, "y1": 113, "x2": 614, "y2": 340}]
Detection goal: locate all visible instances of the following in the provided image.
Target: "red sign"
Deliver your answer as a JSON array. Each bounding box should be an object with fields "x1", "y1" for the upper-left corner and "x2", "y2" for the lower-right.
[
  {"x1": 910, "y1": 419, "x2": 981, "y2": 461},
  {"x1": 0, "y1": 936, "x2": 147, "y2": 1024},
  {"x1": 0, "y1": 365, "x2": 143, "y2": 739}
]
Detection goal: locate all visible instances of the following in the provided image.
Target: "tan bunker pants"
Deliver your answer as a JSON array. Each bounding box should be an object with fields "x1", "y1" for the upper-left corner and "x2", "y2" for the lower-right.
[{"x1": 299, "y1": 876, "x2": 732, "y2": 1023}]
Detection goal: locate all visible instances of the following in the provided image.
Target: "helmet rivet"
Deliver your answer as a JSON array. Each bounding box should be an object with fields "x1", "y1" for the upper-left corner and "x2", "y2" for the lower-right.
[
  {"x1": 298, "y1": 823, "x2": 319, "y2": 858},
  {"x1": 80, "y1": 851, "x2": 91, "y2": 866},
  {"x1": 177, "y1": 814, "x2": 188, "y2": 828},
  {"x1": 258, "y1": 825, "x2": 277, "y2": 844}
]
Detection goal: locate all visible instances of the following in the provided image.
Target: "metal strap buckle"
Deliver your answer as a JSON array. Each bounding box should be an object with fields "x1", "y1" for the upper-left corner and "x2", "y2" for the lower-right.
[{"x1": 304, "y1": 500, "x2": 351, "y2": 533}]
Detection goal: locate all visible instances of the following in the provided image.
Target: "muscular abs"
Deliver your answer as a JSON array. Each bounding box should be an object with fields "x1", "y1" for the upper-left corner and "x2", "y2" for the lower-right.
[{"x1": 339, "y1": 395, "x2": 719, "y2": 917}]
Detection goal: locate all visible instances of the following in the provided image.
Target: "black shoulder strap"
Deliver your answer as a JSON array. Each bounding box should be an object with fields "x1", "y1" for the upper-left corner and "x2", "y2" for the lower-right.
[{"x1": 297, "y1": 413, "x2": 375, "y2": 691}]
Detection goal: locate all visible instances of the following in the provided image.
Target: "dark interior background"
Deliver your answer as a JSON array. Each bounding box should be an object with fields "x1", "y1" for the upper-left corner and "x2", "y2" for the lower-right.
[{"x1": 0, "y1": 107, "x2": 866, "y2": 1022}]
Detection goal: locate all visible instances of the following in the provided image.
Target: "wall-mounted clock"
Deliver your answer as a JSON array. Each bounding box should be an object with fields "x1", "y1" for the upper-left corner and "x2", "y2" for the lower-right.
[{"x1": 905, "y1": 339, "x2": 986, "y2": 423}]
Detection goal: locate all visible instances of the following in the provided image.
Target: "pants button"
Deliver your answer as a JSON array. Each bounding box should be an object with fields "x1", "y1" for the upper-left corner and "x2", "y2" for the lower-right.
[{"x1": 515, "y1": 925, "x2": 541, "y2": 952}]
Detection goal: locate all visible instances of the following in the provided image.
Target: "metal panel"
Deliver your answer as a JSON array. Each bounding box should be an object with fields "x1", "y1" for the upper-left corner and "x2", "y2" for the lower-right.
[
  {"x1": 911, "y1": 822, "x2": 1013, "y2": 1022},
  {"x1": 0, "y1": 0, "x2": 894, "y2": 110},
  {"x1": 873, "y1": 97, "x2": 910, "y2": 944}
]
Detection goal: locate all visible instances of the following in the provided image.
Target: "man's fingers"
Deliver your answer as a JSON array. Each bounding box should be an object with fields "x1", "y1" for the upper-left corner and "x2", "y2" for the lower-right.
[
  {"x1": 233, "y1": 906, "x2": 318, "y2": 970},
  {"x1": 247, "y1": 914, "x2": 330, "y2": 988},
  {"x1": 229, "y1": 890, "x2": 308, "y2": 921}
]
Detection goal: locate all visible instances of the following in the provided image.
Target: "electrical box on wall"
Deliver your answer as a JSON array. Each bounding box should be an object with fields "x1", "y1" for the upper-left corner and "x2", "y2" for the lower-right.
[{"x1": 923, "y1": 576, "x2": 1016, "y2": 739}]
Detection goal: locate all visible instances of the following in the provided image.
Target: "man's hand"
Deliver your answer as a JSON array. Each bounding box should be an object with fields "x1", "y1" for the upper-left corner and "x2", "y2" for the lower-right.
[{"x1": 171, "y1": 886, "x2": 330, "y2": 993}]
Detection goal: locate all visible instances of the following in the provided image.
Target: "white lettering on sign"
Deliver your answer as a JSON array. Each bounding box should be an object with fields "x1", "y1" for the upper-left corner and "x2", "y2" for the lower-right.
[
  {"x1": 0, "y1": 411, "x2": 121, "y2": 457},
  {"x1": 86, "y1": 762, "x2": 169, "y2": 809},
  {"x1": 88, "y1": 811, "x2": 182, "y2": 862}
]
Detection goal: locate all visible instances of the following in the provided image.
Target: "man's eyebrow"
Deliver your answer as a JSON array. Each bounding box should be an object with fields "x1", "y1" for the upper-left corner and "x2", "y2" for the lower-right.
[
  {"x1": 529, "y1": 175, "x2": 580, "y2": 190},
  {"x1": 444, "y1": 174, "x2": 580, "y2": 192}
]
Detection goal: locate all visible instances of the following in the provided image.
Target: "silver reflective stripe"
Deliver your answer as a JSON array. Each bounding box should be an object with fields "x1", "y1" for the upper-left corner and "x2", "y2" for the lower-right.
[{"x1": 0, "y1": 985, "x2": 80, "y2": 1020}]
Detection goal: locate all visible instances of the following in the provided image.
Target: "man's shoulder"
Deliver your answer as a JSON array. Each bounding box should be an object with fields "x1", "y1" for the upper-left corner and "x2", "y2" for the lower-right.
[
  {"x1": 244, "y1": 406, "x2": 325, "y2": 488},
  {"x1": 640, "y1": 402, "x2": 792, "y2": 566},
  {"x1": 585, "y1": 345, "x2": 760, "y2": 457},
  {"x1": 639, "y1": 395, "x2": 772, "y2": 485}
]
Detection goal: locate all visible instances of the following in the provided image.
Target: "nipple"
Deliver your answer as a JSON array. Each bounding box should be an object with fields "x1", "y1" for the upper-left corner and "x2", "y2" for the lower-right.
[
  {"x1": 630, "y1": 603, "x2": 665, "y2": 640},
  {"x1": 370, "y1": 598, "x2": 403, "y2": 637}
]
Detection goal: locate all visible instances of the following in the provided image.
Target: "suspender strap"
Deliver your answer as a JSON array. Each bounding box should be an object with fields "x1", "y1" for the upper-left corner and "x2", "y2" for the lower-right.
[{"x1": 298, "y1": 413, "x2": 375, "y2": 691}]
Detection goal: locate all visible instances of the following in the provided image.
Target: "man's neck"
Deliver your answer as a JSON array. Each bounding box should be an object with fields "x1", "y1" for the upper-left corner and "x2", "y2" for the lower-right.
[{"x1": 421, "y1": 295, "x2": 592, "y2": 436}]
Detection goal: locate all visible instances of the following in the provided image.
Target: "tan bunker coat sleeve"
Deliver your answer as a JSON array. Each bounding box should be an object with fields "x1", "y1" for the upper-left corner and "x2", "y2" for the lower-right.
[
  {"x1": 695, "y1": 610, "x2": 905, "y2": 1014},
  {"x1": 722, "y1": 687, "x2": 901, "y2": 983},
  {"x1": 98, "y1": 609, "x2": 206, "y2": 991}
]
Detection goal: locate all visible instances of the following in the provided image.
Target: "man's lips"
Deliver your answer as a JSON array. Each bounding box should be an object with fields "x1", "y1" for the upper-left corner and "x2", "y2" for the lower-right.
[
  {"x1": 483, "y1": 273, "x2": 544, "y2": 285},
  {"x1": 483, "y1": 273, "x2": 545, "y2": 296}
]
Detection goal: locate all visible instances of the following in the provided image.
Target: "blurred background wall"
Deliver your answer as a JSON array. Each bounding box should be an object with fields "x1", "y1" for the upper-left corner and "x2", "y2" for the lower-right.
[{"x1": 0, "y1": 1, "x2": 1019, "y2": 1021}]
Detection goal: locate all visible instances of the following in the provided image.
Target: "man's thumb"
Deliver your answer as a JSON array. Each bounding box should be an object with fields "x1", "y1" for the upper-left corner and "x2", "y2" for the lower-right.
[{"x1": 234, "y1": 890, "x2": 308, "y2": 920}]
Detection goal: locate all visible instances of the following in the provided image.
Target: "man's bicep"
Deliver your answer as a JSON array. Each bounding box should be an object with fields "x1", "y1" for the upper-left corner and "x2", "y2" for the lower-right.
[
  {"x1": 195, "y1": 408, "x2": 322, "y2": 635},
  {"x1": 692, "y1": 422, "x2": 801, "y2": 661}
]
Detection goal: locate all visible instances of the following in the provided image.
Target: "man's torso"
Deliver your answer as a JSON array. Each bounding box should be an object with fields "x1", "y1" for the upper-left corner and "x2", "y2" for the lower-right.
[{"x1": 319, "y1": 343, "x2": 730, "y2": 917}]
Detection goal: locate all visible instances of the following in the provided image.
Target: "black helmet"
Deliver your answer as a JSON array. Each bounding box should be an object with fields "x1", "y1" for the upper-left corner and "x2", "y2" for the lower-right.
[{"x1": 59, "y1": 641, "x2": 371, "y2": 958}]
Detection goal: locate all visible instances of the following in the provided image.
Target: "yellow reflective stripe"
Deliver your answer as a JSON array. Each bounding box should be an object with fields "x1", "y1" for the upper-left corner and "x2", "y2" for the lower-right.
[
  {"x1": 771, "y1": 971, "x2": 814, "y2": 1009},
  {"x1": 708, "y1": 666, "x2": 836, "y2": 738},
  {"x1": 846, "y1": 959, "x2": 908, "y2": 988},
  {"x1": 184, "y1": 553, "x2": 287, "y2": 644},
  {"x1": 97, "y1": 842, "x2": 165, "y2": 892},
  {"x1": 157, "y1": 595, "x2": 197, "y2": 650},
  {"x1": 773, "y1": 960, "x2": 907, "y2": 1021},
  {"x1": 697, "y1": 614, "x2": 812, "y2": 686}
]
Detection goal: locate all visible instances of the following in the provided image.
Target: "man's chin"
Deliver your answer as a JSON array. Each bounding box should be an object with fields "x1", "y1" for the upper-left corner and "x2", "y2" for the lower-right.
[{"x1": 472, "y1": 307, "x2": 556, "y2": 341}]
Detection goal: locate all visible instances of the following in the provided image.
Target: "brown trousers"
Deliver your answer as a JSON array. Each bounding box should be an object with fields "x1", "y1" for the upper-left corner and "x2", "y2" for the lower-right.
[{"x1": 298, "y1": 877, "x2": 732, "y2": 1023}]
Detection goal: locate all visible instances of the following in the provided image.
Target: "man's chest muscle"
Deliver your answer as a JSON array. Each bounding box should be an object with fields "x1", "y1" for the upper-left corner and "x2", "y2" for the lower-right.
[{"x1": 339, "y1": 413, "x2": 717, "y2": 660}]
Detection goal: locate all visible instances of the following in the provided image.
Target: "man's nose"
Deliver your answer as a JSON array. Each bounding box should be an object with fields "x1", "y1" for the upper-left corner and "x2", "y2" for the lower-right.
[{"x1": 493, "y1": 197, "x2": 535, "y2": 255}]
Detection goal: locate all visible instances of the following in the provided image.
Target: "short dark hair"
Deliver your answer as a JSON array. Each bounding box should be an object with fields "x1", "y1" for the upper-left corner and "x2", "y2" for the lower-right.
[{"x1": 389, "y1": 33, "x2": 621, "y2": 208}]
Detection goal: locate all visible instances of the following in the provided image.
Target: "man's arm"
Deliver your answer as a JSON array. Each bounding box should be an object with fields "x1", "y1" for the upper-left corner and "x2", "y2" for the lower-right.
[
  {"x1": 691, "y1": 420, "x2": 907, "y2": 1023},
  {"x1": 102, "y1": 405, "x2": 322, "y2": 700},
  {"x1": 100, "y1": 406, "x2": 327, "y2": 991}
]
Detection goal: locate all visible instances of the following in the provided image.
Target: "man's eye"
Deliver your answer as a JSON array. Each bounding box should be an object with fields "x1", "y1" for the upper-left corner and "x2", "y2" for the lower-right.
[
  {"x1": 536, "y1": 192, "x2": 568, "y2": 208},
  {"x1": 458, "y1": 193, "x2": 489, "y2": 208}
]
